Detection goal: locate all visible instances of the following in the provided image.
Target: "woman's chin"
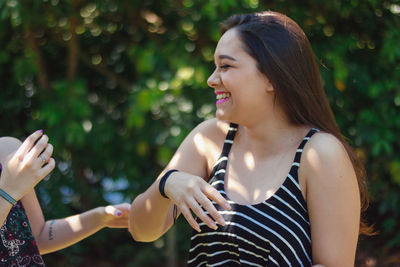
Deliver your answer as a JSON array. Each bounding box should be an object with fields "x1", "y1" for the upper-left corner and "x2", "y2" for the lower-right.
[{"x1": 216, "y1": 110, "x2": 230, "y2": 121}]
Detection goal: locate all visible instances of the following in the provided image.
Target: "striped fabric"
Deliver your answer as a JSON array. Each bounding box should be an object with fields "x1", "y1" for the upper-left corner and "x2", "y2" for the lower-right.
[{"x1": 187, "y1": 123, "x2": 319, "y2": 266}]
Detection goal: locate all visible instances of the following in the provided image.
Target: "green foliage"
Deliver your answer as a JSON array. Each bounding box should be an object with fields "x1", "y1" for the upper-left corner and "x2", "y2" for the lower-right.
[{"x1": 1, "y1": 0, "x2": 400, "y2": 265}]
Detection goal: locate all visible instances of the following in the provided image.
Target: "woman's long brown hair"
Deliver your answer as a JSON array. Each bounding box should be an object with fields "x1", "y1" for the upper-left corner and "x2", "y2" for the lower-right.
[{"x1": 220, "y1": 11, "x2": 373, "y2": 235}]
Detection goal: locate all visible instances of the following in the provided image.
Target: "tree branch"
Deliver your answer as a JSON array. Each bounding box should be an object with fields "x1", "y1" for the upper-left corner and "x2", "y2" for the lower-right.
[
  {"x1": 67, "y1": 0, "x2": 81, "y2": 82},
  {"x1": 79, "y1": 53, "x2": 132, "y2": 92},
  {"x1": 67, "y1": 16, "x2": 79, "y2": 81},
  {"x1": 25, "y1": 27, "x2": 50, "y2": 90}
]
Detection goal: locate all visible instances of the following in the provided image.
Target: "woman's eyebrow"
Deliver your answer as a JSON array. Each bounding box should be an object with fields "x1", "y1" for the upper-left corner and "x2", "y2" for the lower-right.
[{"x1": 218, "y1": 54, "x2": 237, "y2": 61}]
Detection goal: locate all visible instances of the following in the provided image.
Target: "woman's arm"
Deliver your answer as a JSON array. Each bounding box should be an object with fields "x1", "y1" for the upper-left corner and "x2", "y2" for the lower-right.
[
  {"x1": 129, "y1": 119, "x2": 231, "y2": 242},
  {"x1": 22, "y1": 190, "x2": 130, "y2": 254},
  {"x1": 301, "y1": 132, "x2": 360, "y2": 267}
]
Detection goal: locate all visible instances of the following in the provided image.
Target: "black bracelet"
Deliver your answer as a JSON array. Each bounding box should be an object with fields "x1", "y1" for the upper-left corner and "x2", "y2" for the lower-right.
[
  {"x1": 159, "y1": 169, "x2": 178, "y2": 199},
  {"x1": 173, "y1": 204, "x2": 178, "y2": 225}
]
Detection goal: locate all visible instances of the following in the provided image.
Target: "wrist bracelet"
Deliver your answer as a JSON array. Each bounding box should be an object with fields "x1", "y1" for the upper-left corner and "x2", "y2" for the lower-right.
[
  {"x1": 159, "y1": 169, "x2": 178, "y2": 199},
  {"x1": 0, "y1": 188, "x2": 17, "y2": 206}
]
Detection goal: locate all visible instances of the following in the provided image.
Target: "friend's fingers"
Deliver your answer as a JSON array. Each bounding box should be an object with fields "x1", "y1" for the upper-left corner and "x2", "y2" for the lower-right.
[
  {"x1": 179, "y1": 203, "x2": 201, "y2": 232},
  {"x1": 37, "y1": 144, "x2": 53, "y2": 167},
  {"x1": 25, "y1": 134, "x2": 49, "y2": 164},
  {"x1": 109, "y1": 222, "x2": 130, "y2": 228},
  {"x1": 36, "y1": 158, "x2": 56, "y2": 180},
  {"x1": 14, "y1": 130, "x2": 43, "y2": 160},
  {"x1": 114, "y1": 203, "x2": 131, "y2": 211},
  {"x1": 105, "y1": 205, "x2": 120, "y2": 216}
]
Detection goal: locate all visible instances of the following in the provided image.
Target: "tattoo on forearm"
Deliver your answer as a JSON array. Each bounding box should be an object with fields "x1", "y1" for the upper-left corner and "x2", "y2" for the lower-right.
[{"x1": 49, "y1": 220, "x2": 55, "y2": 240}]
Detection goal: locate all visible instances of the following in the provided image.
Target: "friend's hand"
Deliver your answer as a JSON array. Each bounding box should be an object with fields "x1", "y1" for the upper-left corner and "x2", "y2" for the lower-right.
[
  {"x1": 102, "y1": 203, "x2": 131, "y2": 228},
  {"x1": 164, "y1": 171, "x2": 231, "y2": 232},
  {"x1": 0, "y1": 130, "x2": 55, "y2": 202}
]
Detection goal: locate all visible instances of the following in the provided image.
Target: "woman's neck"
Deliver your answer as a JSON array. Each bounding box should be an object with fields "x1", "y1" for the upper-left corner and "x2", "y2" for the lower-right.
[{"x1": 236, "y1": 120, "x2": 309, "y2": 158}]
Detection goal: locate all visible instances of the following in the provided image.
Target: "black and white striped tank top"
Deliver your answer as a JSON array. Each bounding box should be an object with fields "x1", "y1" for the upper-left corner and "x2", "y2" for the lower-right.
[{"x1": 187, "y1": 123, "x2": 319, "y2": 266}]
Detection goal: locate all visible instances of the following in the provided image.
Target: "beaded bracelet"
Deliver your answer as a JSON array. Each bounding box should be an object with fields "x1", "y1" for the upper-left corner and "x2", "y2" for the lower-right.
[
  {"x1": 158, "y1": 169, "x2": 178, "y2": 199},
  {"x1": 0, "y1": 188, "x2": 17, "y2": 206}
]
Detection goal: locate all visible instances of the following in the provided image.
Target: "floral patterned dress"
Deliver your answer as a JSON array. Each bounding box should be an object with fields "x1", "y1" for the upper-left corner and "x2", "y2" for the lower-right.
[{"x1": 0, "y1": 168, "x2": 45, "y2": 266}]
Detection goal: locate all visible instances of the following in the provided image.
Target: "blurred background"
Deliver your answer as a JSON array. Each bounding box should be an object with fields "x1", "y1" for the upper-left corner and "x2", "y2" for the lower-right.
[{"x1": 1, "y1": 0, "x2": 399, "y2": 266}]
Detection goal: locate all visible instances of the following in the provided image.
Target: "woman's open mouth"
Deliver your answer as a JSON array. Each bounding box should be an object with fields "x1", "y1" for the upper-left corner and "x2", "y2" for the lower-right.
[{"x1": 216, "y1": 92, "x2": 231, "y2": 104}]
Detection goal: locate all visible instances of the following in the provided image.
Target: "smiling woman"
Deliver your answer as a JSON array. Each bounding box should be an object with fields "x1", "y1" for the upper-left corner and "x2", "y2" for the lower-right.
[
  {"x1": 129, "y1": 11, "x2": 371, "y2": 267},
  {"x1": 207, "y1": 27, "x2": 275, "y2": 126}
]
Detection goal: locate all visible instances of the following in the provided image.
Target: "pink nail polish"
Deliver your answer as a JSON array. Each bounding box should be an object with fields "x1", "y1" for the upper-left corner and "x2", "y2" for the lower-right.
[
  {"x1": 39, "y1": 129, "x2": 43, "y2": 133},
  {"x1": 116, "y1": 211, "x2": 122, "y2": 216}
]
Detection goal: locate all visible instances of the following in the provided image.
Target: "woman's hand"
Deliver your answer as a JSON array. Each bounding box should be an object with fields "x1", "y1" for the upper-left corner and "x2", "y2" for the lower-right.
[
  {"x1": 164, "y1": 171, "x2": 231, "y2": 232},
  {"x1": 0, "y1": 130, "x2": 55, "y2": 202},
  {"x1": 102, "y1": 203, "x2": 131, "y2": 228}
]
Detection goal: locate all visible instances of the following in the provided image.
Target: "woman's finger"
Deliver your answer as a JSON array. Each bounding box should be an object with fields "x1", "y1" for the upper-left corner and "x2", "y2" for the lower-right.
[
  {"x1": 195, "y1": 191, "x2": 226, "y2": 226},
  {"x1": 186, "y1": 196, "x2": 217, "y2": 230},
  {"x1": 179, "y1": 203, "x2": 201, "y2": 232},
  {"x1": 203, "y1": 183, "x2": 231, "y2": 210},
  {"x1": 14, "y1": 130, "x2": 43, "y2": 159}
]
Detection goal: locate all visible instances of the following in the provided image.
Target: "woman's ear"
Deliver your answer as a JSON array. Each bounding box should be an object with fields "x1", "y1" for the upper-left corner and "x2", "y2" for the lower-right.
[{"x1": 264, "y1": 77, "x2": 274, "y2": 92}]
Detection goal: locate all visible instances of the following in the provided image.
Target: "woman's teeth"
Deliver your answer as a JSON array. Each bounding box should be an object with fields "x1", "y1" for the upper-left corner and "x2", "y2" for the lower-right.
[
  {"x1": 216, "y1": 92, "x2": 231, "y2": 104},
  {"x1": 216, "y1": 93, "x2": 231, "y2": 100}
]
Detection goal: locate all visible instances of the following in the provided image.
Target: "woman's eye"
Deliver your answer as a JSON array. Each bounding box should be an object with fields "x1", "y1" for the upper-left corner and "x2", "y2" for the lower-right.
[{"x1": 220, "y1": 64, "x2": 231, "y2": 69}]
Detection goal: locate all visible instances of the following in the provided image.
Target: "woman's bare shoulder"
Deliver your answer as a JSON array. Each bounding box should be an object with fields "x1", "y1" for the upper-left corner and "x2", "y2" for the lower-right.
[
  {"x1": 303, "y1": 131, "x2": 348, "y2": 164},
  {"x1": 301, "y1": 131, "x2": 356, "y2": 187},
  {"x1": 191, "y1": 118, "x2": 230, "y2": 141},
  {"x1": 164, "y1": 119, "x2": 231, "y2": 178},
  {"x1": 178, "y1": 119, "x2": 231, "y2": 174}
]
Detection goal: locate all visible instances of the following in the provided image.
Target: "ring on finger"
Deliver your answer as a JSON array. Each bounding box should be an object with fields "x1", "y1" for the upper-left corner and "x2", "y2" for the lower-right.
[{"x1": 40, "y1": 154, "x2": 47, "y2": 163}]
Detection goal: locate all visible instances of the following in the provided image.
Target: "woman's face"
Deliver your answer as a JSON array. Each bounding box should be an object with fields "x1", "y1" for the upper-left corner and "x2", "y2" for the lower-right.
[{"x1": 207, "y1": 29, "x2": 273, "y2": 125}]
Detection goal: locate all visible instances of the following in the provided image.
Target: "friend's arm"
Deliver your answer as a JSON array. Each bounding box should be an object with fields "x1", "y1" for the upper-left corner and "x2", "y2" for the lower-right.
[
  {"x1": 0, "y1": 199, "x2": 13, "y2": 226},
  {"x1": 129, "y1": 119, "x2": 231, "y2": 242},
  {"x1": 302, "y1": 132, "x2": 360, "y2": 267},
  {"x1": 0, "y1": 133, "x2": 54, "y2": 225},
  {"x1": 22, "y1": 190, "x2": 130, "y2": 255}
]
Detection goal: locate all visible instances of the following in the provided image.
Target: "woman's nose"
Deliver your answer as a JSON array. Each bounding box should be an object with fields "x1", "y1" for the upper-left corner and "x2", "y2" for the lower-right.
[{"x1": 207, "y1": 69, "x2": 220, "y2": 88}]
